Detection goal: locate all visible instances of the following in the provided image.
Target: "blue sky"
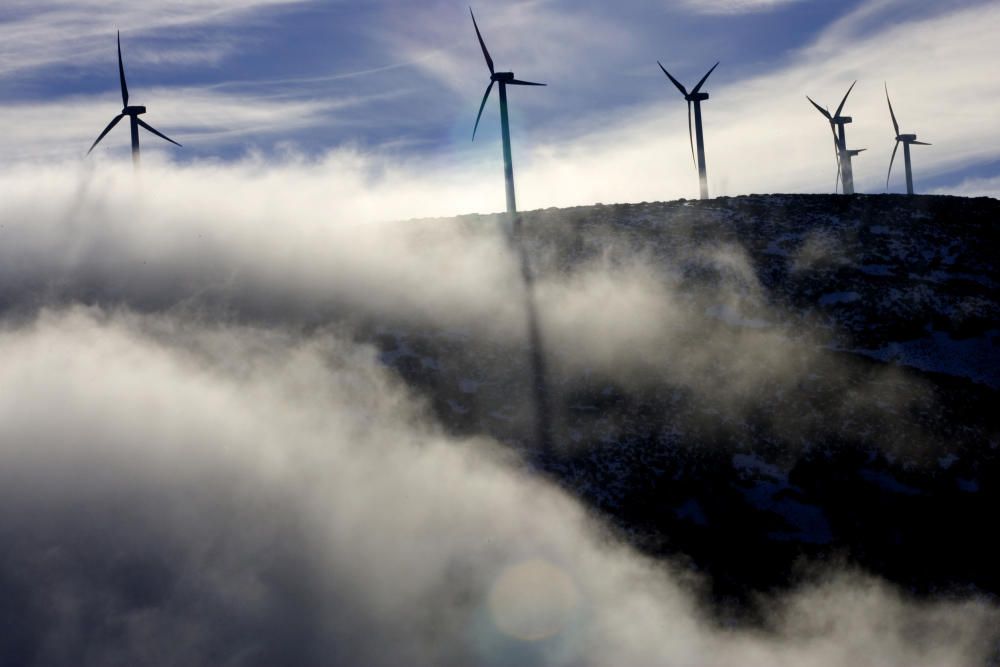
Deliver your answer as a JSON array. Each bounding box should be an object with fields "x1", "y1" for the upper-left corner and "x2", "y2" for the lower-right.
[{"x1": 2, "y1": 0, "x2": 998, "y2": 213}]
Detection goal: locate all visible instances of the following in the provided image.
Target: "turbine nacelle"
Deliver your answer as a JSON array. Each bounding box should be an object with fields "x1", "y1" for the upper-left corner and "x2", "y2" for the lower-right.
[
  {"x1": 807, "y1": 82, "x2": 858, "y2": 195},
  {"x1": 469, "y1": 9, "x2": 545, "y2": 142},
  {"x1": 87, "y1": 31, "x2": 181, "y2": 160},
  {"x1": 469, "y1": 7, "x2": 546, "y2": 213},
  {"x1": 884, "y1": 83, "x2": 932, "y2": 194},
  {"x1": 656, "y1": 60, "x2": 719, "y2": 199}
]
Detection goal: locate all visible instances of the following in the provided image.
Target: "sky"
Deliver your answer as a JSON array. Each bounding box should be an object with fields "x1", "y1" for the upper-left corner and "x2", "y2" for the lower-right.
[{"x1": 2, "y1": 0, "x2": 999, "y2": 215}]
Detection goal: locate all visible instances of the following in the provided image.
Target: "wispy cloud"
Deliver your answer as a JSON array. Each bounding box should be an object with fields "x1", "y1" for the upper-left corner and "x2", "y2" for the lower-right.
[
  {"x1": 365, "y1": 0, "x2": 1000, "y2": 206},
  {"x1": 0, "y1": 88, "x2": 378, "y2": 161},
  {"x1": 0, "y1": 0, "x2": 304, "y2": 76},
  {"x1": 508, "y1": 0, "x2": 1000, "y2": 204},
  {"x1": 931, "y1": 174, "x2": 1000, "y2": 198},
  {"x1": 2, "y1": 1, "x2": 998, "y2": 202},
  {"x1": 674, "y1": 0, "x2": 807, "y2": 15}
]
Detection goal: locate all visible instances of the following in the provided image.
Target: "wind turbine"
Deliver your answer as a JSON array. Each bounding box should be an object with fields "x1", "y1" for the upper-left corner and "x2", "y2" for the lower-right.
[
  {"x1": 657, "y1": 61, "x2": 719, "y2": 200},
  {"x1": 87, "y1": 31, "x2": 181, "y2": 167},
  {"x1": 807, "y1": 82, "x2": 861, "y2": 195},
  {"x1": 470, "y1": 8, "x2": 546, "y2": 216},
  {"x1": 885, "y1": 83, "x2": 930, "y2": 195}
]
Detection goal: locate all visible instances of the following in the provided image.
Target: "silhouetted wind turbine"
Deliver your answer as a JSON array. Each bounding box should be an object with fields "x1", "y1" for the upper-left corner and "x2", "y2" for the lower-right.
[
  {"x1": 87, "y1": 31, "x2": 181, "y2": 168},
  {"x1": 807, "y1": 82, "x2": 861, "y2": 195},
  {"x1": 658, "y1": 61, "x2": 719, "y2": 200},
  {"x1": 885, "y1": 83, "x2": 930, "y2": 195},
  {"x1": 470, "y1": 8, "x2": 545, "y2": 216}
]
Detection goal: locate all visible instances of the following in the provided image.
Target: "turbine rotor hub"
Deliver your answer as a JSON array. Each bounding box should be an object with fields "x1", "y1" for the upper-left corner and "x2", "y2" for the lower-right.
[
  {"x1": 898, "y1": 133, "x2": 917, "y2": 142},
  {"x1": 833, "y1": 116, "x2": 852, "y2": 125},
  {"x1": 491, "y1": 72, "x2": 515, "y2": 82},
  {"x1": 124, "y1": 105, "x2": 147, "y2": 115},
  {"x1": 686, "y1": 92, "x2": 709, "y2": 102}
]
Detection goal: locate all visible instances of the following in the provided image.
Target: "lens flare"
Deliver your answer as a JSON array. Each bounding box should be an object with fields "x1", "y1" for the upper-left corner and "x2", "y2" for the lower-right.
[{"x1": 488, "y1": 558, "x2": 579, "y2": 642}]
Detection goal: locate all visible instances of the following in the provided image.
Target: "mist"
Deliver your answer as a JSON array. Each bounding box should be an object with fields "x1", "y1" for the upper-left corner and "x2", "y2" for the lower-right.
[
  {"x1": 0, "y1": 160, "x2": 936, "y2": 419},
  {"x1": 0, "y1": 160, "x2": 996, "y2": 664},
  {"x1": 1, "y1": 308, "x2": 995, "y2": 665}
]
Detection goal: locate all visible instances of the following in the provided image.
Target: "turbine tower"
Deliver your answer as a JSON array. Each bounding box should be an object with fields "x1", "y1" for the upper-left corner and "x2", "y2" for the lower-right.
[
  {"x1": 807, "y1": 82, "x2": 861, "y2": 195},
  {"x1": 885, "y1": 83, "x2": 931, "y2": 195},
  {"x1": 470, "y1": 8, "x2": 546, "y2": 216},
  {"x1": 88, "y1": 31, "x2": 181, "y2": 167},
  {"x1": 657, "y1": 61, "x2": 719, "y2": 200}
]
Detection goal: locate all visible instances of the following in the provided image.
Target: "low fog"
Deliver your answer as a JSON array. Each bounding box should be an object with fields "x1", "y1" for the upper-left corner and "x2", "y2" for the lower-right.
[
  {"x1": 0, "y1": 160, "x2": 996, "y2": 665},
  {"x1": 0, "y1": 160, "x2": 936, "y2": 421}
]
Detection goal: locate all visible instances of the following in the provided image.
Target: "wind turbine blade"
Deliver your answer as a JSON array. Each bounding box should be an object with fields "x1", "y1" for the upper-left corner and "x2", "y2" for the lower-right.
[
  {"x1": 472, "y1": 79, "x2": 495, "y2": 141},
  {"x1": 911, "y1": 141, "x2": 931, "y2": 146},
  {"x1": 136, "y1": 118, "x2": 182, "y2": 147},
  {"x1": 886, "y1": 140, "x2": 900, "y2": 190},
  {"x1": 834, "y1": 80, "x2": 856, "y2": 118},
  {"x1": 657, "y1": 61, "x2": 688, "y2": 97},
  {"x1": 884, "y1": 82, "x2": 899, "y2": 136},
  {"x1": 508, "y1": 79, "x2": 546, "y2": 86},
  {"x1": 807, "y1": 96, "x2": 832, "y2": 120},
  {"x1": 117, "y1": 31, "x2": 129, "y2": 107},
  {"x1": 828, "y1": 120, "x2": 840, "y2": 153},
  {"x1": 690, "y1": 61, "x2": 719, "y2": 95},
  {"x1": 687, "y1": 100, "x2": 696, "y2": 169},
  {"x1": 87, "y1": 114, "x2": 125, "y2": 154},
  {"x1": 469, "y1": 8, "x2": 495, "y2": 75}
]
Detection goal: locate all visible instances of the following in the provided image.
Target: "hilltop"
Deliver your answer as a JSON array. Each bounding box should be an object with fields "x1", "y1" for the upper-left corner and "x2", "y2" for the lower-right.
[{"x1": 379, "y1": 193, "x2": 1000, "y2": 617}]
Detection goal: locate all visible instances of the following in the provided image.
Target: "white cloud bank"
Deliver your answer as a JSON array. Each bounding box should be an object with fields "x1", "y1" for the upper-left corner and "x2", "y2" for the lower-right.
[
  {"x1": 0, "y1": 305, "x2": 995, "y2": 666},
  {"x1": 0, "y1": 145, "x2": 995, "y2": 664},
  {"x1": 931, "y1": 174, "x2": 1000, "y2": 198},
  {"x1": 0, "y1": 158, "x2": 948, "y2": 429}
]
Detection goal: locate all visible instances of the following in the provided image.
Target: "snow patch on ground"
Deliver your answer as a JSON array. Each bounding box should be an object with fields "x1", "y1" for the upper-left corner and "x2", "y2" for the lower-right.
[
  {"x1": 851, "y1": 330, "x2": 1000, "y2": 388},
  {"x1": 938, "y1": 454, "x2": 959, "y2": 470},
  {"x1": 860, "y1": 264, "x2": 895, "y2": 276},
  {"x1": 860, "y1": 469, "x2": 921, "y2": 496},
  {"x1": 459, "y1": 378, "x2": 481, "y2": 394},
  {"x1": 819, "y1": 291, "x2": 861, "y2": 306},
  {"x1": 732, "y1": 454, "x2": 832, "y2": 544},
  {"x1": 675, "y1": 499, "x2": 709, "y2": 526}
]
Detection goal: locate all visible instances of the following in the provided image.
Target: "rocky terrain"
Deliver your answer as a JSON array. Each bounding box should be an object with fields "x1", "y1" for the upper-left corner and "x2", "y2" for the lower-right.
[{"x1": 372, "y1": 194, "x2": 999, "y2": 618}]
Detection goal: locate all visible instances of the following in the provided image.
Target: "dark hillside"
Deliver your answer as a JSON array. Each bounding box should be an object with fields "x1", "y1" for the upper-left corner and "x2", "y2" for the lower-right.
[{"x1": 378, "y1": 194, "x2": 1000, "y2": 618}]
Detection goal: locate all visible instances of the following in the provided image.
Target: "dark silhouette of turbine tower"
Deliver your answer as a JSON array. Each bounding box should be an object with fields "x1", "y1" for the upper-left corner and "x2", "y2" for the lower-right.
[
  {"x1": 658, "y1": 61, "x2": 719, "y2": 200},
  {"x1": 470, "y1": 8, "x2": 545, "y2": 216},
  {"x1": 88, "y1": 31, "x2": 181, "y2": 167},
  {"x1": 808, "y1": 82, "x2": 862, "y2": 195},
  {"x1": 885, "y1": 83, "x2": 931, "y2": 195}
]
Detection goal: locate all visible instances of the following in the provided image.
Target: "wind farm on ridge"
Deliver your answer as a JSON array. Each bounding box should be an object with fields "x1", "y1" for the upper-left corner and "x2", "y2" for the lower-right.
[{"x1": 83, "y1": 8, "x2": 935, "y2": 210}]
